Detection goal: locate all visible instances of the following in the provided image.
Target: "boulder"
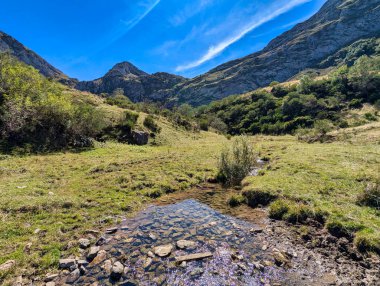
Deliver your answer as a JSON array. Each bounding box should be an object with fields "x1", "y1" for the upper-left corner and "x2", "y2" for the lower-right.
[
  {"x1": 131, "y1": 130, "x2": 149, "y2": 145},
  {"x1": 66, "y1": 269, "x2": 80, "y2": 284}
]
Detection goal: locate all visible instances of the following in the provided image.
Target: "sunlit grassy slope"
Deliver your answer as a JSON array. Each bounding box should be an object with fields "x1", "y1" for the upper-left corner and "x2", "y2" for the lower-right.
[
  {"x1": 0, "y1": 116, "x2": 227, "y2": 282},
  {"x1": 243, "y1": 122, "x2": 380, "y2": 251}
]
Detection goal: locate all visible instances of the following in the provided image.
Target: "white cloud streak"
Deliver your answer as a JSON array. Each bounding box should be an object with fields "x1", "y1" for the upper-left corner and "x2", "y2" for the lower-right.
[
  {"x1": 176, "y1": 0, "x2": 310, "y2": 72},
  {"x1": 121, "y1": 0, "x2": 161, "y2": 32}
]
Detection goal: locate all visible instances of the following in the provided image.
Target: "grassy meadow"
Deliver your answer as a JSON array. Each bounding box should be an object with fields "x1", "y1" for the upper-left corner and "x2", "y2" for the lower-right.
[{"x1": 0, "y1": 115, "x2": 379, "y2": 283}]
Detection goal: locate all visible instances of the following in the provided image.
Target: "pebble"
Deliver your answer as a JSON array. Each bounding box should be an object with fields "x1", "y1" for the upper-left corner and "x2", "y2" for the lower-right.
[
  {"x1": 153, "y1": 244, "x2": 173, "y2": 257},
  {"x1": 106, "y1": 227, "x2": 118, "y2": 234},
  {"x1": 44, "y1": 273, "x2": 59, "y2": 282},
  {"x1": 90, "y1": 250, "x2": 107, "y2": 265},
  {"x1": 176, "y1": 240, "x2": 196, "y2": 249},
  {"x1": 78, "y1": 238, "x2": 91, "y2": 249},
  {"x1": 46, "y1": 282, "x2": 55, "y2": 286}
]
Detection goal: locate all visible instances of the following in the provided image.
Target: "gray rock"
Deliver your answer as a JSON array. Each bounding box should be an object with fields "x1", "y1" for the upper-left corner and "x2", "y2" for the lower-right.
[
  {"x1": 78, "y1": 238, "x2": 91, "y2": 249},
  {"x1": 110, "y1": 261, "x2": 124, "y2": 280},
  {"x1": 46, "y1": 282, "x2": 56, "y2": 286},
  {"x1": 66, "y1": 269, "x2": 80, "y2": 284},
  {"x1": 59, "y1": 259, "x2": 76, "y2": 270},
  {"x1": 44, "y1": 273, "x2": 59, "y2": 282},
  {"x1": 96, "y1": 236, "x2": 106, "y2": 246},
  {"x1": 87, "y1": 246, "x2": 100, "y2": 261}
]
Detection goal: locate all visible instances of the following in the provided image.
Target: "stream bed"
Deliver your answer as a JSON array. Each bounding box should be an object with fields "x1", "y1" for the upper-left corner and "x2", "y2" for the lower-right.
[{"x1": 70, "y1": 199, "x2": 332, "y2": 286}]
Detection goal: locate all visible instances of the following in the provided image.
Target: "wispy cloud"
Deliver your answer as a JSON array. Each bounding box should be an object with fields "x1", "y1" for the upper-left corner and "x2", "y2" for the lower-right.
[
  {"x1": 176, "y1": 0, "x2": 310, "y2": 72},
  {"x1": 170, "y1": 0, "x2": 215, "y2": 26},
  {"x1": 121, "y1": 0, "x2": 161, "y2": 32}
]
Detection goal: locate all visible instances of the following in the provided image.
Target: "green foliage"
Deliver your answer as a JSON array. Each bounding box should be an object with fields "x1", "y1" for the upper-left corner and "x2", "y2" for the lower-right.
[
  {"x1": 217, "y1": 136, "x2": 257, "y2": 186},
  {"x1": 0, "y1": 54, "x2": 107, "y2": 152},
  {"x1": 105, "y1": 94, "x2": 134, "y2": 109},
  {"x1": 143, "y1": 115, "x2": 161, "y2": 133},
  {"x1": 227, "y1": 194, "x2": 246, "y2": 207},
  {"x1": 99, "y1": 110, "x2": 139, "y2": 142},
  {"x1": 198, "y1": 55, "x2": 380, "y2": 136},
  {"x1": 243, "y1": 189, "x2": 277, "y2": 208}
]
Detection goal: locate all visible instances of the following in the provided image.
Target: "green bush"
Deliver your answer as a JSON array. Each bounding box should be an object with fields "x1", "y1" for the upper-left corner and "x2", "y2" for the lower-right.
[
  {"x1": 143, "y1": 115, "x2": 161, "y2": 133},
  {"x1": 217, "y1": 136, "x2": 257, "y2": 186},
  {"x1": 354, "y1": 229, "x2": 380, "y2": 254},
  {"x1": 0, "y1": 54, "x2": 107, "y2": 152},
  {"x1": 269, "y1": 200, "x2": 290, "y2": 220},
  {"x1": 227, "y1": 194, "x2": 246, "y2": 207}
]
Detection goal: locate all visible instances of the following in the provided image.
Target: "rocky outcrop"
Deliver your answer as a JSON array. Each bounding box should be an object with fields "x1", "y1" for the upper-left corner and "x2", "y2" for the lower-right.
[
  {"x1": 170, "y1": 0, "x2": 380, "y2": 106},
  {"x1": 0, "y1": 31, "x2": 74, "y2": 84},
  {"x1": 76, "y1": 62, "x2": 187, "y2": 102}
]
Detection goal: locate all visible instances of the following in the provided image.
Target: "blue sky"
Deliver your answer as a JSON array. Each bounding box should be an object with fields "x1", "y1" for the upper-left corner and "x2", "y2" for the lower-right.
[{"x1": 0, "y1": 0, "x2": 326, "y2": 80}]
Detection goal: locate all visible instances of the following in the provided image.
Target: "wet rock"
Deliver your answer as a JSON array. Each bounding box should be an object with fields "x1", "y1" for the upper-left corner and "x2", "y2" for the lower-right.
[
  {"x1": 59, "y1": 259, "x2": 76, "y2": 270},
  {"x1": 175, "y1": 252, "x2": 213, "y2": 262},
  {"x1": 249, "y1": 227, "x2": 264, "y2": 234},
  {"x1": 78, "y1": 238, "x2": 91, "y2": 249},
  {"x1": 148, "y1": 233, "x2": 157, "y2": 240},
  {"x1": 176, "y1": 240, "x2": 196, "y2": 249},
  {"x1": 143, "y1": 257, "x2": 152, "y2": 268},
  {"x1": 110, "y1": 261, "x2": 124, "y2": 280},
  {"x1": 190, "y1": 267, "x2": 204, "y2": 276},
  {"x1": 87, "y1": 246, "x2": 100, "y2": 261},
  {"x1": 66, "y1": 269, "x2": 80, "y2": 284},
  {"x1": 0, "y1": 260, "x2": 15, "y2": 271},
  {"x1": 153, "y1": 244, "x2": 173, "y2": 257},
  {"x1": 273, "y1": 250, "x2": 291, "y2": 267},
  {"x1": 102, "y1": 260, "x2": 112, "y2": 274}
]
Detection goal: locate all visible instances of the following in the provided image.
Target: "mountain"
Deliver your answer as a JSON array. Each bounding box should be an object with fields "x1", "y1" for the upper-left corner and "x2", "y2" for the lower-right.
[
  {"x1": 0, "y1": 31, "x2": 71, "y2": 82},
  {"x1": 75, "y1": 62, "x2": 187, "y2": 102},
  {"x1": 168, "y1": 0, "x2": 380, "y2": 106}
]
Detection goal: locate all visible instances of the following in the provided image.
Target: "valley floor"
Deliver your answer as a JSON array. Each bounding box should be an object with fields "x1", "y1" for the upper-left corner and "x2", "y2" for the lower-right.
[{"x1": 0, "y1": 119, "x2": 379, "y2": 285}]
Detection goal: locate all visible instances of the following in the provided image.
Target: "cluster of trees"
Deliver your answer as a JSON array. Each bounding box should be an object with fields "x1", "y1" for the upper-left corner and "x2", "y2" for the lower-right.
[
  {"x1": 197, "y1": 55, "x2": 380, "y2": 136},
  {"x1": 0, "y1": 54, "x2": 107, "y2": 152}
]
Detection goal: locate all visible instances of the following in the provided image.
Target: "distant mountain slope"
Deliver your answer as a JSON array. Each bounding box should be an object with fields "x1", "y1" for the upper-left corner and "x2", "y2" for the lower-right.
[
  {"x1": 75, "y1": 62, "x2": 187, "y2": 102},
  {"x1": 0, "y1": 31, "x2": 69, "y2": 81},
  {"x1": 170, "y1": 0, "x2": 380, "y2": 106}
]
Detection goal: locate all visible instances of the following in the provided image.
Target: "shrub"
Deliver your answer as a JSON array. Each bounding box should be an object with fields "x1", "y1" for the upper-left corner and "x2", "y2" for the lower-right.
[
  {"x1": 364, "y1": 112, "x2": 377, "y2": 121},
  {"x1": 227, "y1": 194, "x2": 246, "y2": 207},
  {"x1": 269, "y1": 200, "x2": 290, "y2": 220},
  {"x1": 357, "y1": 181, "x2": 380, "y2": 210},
  {"x1": 199, "y1": 119, "x2": 209, "y2": 131},
  {"x1": 0, "y1": 54, "x2": 107, "y2": 152},
  {"x1": 143, "y1": 115, "x2": 161, "y2": 133},
  {"x1": 217, "y1": 136, "x2": 257, "y2": 186},
  {"x1": 326, "y1": 219, "x2": 363, "y2": 239},
  {"x1": 243, "y1": 189, "x2": 277, "y2": 208}
]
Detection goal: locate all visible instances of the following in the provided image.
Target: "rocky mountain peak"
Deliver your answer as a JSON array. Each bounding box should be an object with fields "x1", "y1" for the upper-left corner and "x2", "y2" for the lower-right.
[{"x1": 105, "y1": 61, "x2": 148, "y2": 78}]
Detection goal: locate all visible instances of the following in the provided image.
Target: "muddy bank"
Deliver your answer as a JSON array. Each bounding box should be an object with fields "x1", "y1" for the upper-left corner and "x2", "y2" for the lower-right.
[{"x1": 51, "y1": 184, "x2": 379, "y2": 285}]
